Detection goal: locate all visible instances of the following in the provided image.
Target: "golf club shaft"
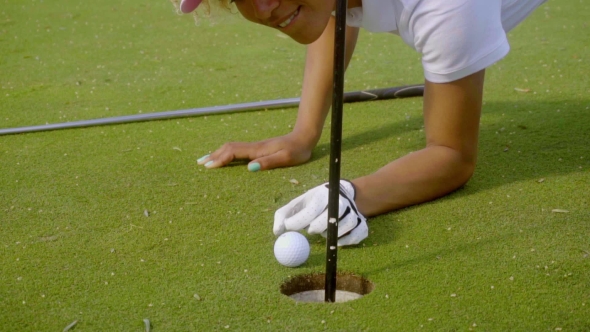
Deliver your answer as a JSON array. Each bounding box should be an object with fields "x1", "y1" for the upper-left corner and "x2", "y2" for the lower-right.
[
  {"x1": 325, "y1": 0, "x2": 348, "y2": 303},
  {"x1": 0, "y1": 85, "x2": 424, "y2": 136}
]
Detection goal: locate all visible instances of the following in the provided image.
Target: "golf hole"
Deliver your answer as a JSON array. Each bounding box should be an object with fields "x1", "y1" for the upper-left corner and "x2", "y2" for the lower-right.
[{"x1": 280, "y1": 273, "x2": 374, "y2": 303}]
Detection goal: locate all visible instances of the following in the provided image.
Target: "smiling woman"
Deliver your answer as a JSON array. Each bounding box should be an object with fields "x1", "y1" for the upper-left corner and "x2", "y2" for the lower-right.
[
  {"x1": 173, "y1": 0, "x2": 337, "y2": 44},
  {"x1": 172, "y1": 0, "x2": 548, "y2": 248}
]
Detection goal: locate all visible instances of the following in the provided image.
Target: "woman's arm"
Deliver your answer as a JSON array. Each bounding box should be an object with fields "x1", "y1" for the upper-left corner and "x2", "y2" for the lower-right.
[
  {"x1": 198, "y1": 18, "x2": 359, "y2": 171},
  {"x1": 352, "y1": 70, "x2": 485, "y2": 216},
  {"x1": 293, "y1": 16, "x2": 360, "y2": 148}
]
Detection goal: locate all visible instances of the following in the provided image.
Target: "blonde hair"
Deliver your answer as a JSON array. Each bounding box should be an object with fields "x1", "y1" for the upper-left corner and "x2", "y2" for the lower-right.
[{"x1": 169, "y1": 0, "x2": 233, "y2": 20}]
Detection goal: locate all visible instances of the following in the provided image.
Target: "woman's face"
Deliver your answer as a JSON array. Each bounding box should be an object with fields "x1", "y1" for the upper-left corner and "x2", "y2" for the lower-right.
[{"x1": 233, "y1": 0, "x2": 336, "y2": 44}]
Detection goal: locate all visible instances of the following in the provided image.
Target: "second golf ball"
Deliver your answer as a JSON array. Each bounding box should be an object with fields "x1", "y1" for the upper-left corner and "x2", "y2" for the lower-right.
[{"x1": 274, "y1": 232, "x2": 310, "y2": 267}]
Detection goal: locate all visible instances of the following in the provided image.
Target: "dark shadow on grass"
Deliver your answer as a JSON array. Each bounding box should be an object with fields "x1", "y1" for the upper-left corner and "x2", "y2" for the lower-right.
[
  {"x1": 308, "y1": 98, "x2": 589, "y2": 247},
  {"x1": 313, "y1": 98, "x2": 588, "y2": 194},
  {"x1": 224, "y1": 159, "x2": 250, "y2": 168},
  {"x1": 442, "y1": 98, "x2": 589, "y2": 194}
]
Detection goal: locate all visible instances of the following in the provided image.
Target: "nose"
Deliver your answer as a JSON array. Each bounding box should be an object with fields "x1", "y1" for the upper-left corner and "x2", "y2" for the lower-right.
[{"x1": 251, "y1": 0, "x2": 280, "y2": 21}]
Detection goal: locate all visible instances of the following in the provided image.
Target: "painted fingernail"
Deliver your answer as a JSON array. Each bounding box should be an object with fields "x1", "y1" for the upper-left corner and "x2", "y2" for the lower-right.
[
  {"x1": 197, "y1": 154, "x2": 210, "y2": 164},
  {"x1": 248, "y1": 162, "x2": 261, "y2": 172},
  {"x1": 204, "y1": 161, "x2": 214, "y2": 168}
]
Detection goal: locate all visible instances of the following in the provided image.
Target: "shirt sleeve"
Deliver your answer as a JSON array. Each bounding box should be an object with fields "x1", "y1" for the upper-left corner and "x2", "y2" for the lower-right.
[{"x1": 408, "y1": 0, "x2": 510, "y2": 83}]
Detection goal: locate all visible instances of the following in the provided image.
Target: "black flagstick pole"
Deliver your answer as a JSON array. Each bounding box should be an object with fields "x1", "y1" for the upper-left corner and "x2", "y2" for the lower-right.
[{"x1": 325, "y1": 0, "x2": 348, "y2": 303}]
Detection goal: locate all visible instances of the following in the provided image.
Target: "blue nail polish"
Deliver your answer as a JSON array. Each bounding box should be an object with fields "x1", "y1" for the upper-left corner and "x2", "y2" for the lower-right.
[
  {"x1": 197, "y1": 154, "x2": 210, "y2": 163},
  {"x1": 248, "y1": 162, "x2": 261, "y2": 172},
  {"x1": 205, "y1": 161, "x2": 214, "y2": 168}
]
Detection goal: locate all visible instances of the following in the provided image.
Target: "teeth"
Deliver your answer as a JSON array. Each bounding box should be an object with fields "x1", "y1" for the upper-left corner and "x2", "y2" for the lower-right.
[{"x1": 278, "y1": 9, "x2": 299, "y2": 28}]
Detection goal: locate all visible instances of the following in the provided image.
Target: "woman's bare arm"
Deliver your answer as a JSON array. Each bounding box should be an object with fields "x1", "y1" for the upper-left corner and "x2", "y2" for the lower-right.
[{"x1": 352, "y1": 70, "x2": 485, "y2": 216}]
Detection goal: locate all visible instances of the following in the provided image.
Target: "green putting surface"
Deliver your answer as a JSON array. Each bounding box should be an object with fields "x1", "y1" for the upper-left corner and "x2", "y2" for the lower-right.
[{"x1": 1, "y1": 0, "x2": 589, "y2": 330}]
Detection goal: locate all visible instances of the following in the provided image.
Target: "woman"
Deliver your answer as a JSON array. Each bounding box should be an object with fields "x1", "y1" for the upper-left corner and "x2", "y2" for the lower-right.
[{"x1": 175, "y1": 0, "x2": 547, "y2": 245}]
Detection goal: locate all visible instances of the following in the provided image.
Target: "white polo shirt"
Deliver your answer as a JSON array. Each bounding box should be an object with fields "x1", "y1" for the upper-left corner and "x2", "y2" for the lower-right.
[{"x1": 345, "y1": 0, "x2": 547, "y2": 82}]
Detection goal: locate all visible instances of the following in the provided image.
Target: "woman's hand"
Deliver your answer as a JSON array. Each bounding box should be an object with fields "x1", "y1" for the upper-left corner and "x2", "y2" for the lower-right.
[{"x1": 196, "y1": 132, "x2": 315, "y2": 171}]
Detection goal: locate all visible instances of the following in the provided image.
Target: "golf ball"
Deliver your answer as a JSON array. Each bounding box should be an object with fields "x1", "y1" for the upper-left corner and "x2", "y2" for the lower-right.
[{"x1": 274, "y1": 232, "x2": 310, "y2": 267}]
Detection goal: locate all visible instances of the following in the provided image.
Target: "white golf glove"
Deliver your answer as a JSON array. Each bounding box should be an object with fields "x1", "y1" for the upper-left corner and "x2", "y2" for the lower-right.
[{"x1": 274, "y1": 180, "x2": 368, "y2": 246}]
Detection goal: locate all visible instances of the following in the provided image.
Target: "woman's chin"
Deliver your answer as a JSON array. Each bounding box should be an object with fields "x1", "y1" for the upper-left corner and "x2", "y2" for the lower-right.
[
  {"x1": 287, "y1": 28, "x2": 324, "y2": 45},
  {"x1": 290, "y1": 34, "x2": 318, "y2": 45}
]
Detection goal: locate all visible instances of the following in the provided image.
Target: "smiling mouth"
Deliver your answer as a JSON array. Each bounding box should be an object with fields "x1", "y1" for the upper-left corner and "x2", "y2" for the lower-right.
[{"x1": 278, "y1": 7, "x2": 300, "y2": 28}]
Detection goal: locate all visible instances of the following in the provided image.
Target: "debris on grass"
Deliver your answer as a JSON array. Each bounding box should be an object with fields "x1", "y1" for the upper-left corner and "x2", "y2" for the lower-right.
[
  {"x1": 537, "y1": 178, "x2": 545, "y2": 183},
  {"x1": 38, "y1": 235, "x2": 59, "y2": 242},
  {"x1": 144, "y1": 210, "x2": 149, "y2": 217},
  {"x1": 130, "y1": 224, "x2": 143, "y2": 230},
  {"x1": 63, "y1": 320, "x2": 78, "y2": 332},
  {"x1": 143, "y1": 318, "x2": 151, "y2": 332},
  {"x1": 551, "y1": 209, "x2": 569, "y2": 213},
  {"x1": 514, "y1": 87, "x2": 531, "y2": 92},
  {"x1": 173, "y1": 147, "x2": 182, "y2": 152},
  {"x1": 194, "y1": 293, "x2": 202, "y2": 301},
  {"x1": 289, "y1": 178, "x2": 299, "y2": 185}
]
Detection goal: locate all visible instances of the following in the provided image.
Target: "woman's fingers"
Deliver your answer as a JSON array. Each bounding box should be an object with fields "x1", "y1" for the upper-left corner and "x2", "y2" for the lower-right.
[
  {"x1": 197, "y1": 135, "x2": 313, "y2": 171},
  {"x1": 197, "y1": 142, "x2": 257, "y2": 169}
]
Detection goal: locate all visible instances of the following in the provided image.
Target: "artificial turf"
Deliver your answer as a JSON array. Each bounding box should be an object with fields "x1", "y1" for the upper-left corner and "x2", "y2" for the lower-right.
[{"x1": 1, "y1": 0, "x2": 589, "y2": 330}]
